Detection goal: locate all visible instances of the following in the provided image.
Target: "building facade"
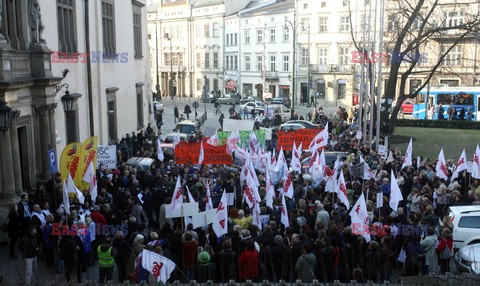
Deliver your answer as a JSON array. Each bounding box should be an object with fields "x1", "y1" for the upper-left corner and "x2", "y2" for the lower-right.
[{"x1": 0, "y1": 0, "x2": 151, "y2": 223}]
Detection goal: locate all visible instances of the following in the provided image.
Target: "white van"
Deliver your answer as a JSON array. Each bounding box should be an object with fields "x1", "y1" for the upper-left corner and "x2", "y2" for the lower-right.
[{"x1": 440, "y1": 206, "x2": 480, "y2": 250}]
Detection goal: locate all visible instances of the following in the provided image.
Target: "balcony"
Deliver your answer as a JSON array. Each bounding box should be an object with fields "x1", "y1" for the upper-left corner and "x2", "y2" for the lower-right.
[
  {"x1": 265, "y1": 71, "x2": 279, "y2": 80},
  {"x1": 309, "y1": 64, "x2": 355, "y2": 74}
]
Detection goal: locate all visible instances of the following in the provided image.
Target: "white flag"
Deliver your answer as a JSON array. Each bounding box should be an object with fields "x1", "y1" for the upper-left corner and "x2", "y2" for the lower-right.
[
  {"x1": 290, "y1": 141, "x2": 302, "y2": 173},
  {"x1": 67, "y1": 174, "x2": 85, "y2": 205},
  {"x1": 186, "y1": 186, "x2": 195, "y2": 202},
  {"x1": 336, "y1": 170, "x2": 350, "y2": 210},
  {"x1": 386, "y1": 150, "x2": 394, "y2": 163},
  {"x1": 205, "y1": 181, "x2": 213, "y2": 210},
  {"x1": 349, "y1": 194, "x2": 370, "y2": 243},
  {"x1": 280, "y1": 193, "x2": 289, "y2": 228},
  {"x1": 309, "y1": 122, "x2": 329, "y2": 152},
  {"x1": 451, "y1": 149, "x2": 467, "y2": 180},
  {"x1": 389, "y1": 170, "x2": 403, "y2": 212},
  {"x1": 172, "y1": 131, "x2": 181, "y2": 149},
  {"x1": 157, "y1": 139, "x2": 164, "y2": 161},
  {"x1": 171, "y1": 175, "x2": 184, "y2": 211},
  {"x1": 212, "y1": 190, "x2": 228, "y2": 237},
  {"x1": 82, "y1": 161, "x2": 98, "y2": 203},
  {"x1": 401, "y1": 138, "x2": 413, "y2": 169},
  {"x1": 249, "y1": 131, "x2": 259, "y2": 154},
  {"x1": 141, "y1": 249, "x2": 176, "y2": 283},
  {"x1": 244, "y1": 172, "x2": 258, "y2": 209},
  {"x1": 62, "y1": 179, "x2": 70, "y2": 215},
  {"x1": 472, "y1": 144, "x2": 480, "y2": 179},
  {"x1": 283, "y1": 174, "x2": 294, "y2": 199},
  {"x1": 265, "y1": 169, "x2": 275, "y2": 209},
  {"x1": 359, "y1": 153, "x2": 375, "y2": 180},
  {"x1": 226, "y1": 129, "x2": 240, "y2": 155},
  {"x1": 198, "y1": 141, "x2": 205, "y2": 165},
  {"x1": 252, "y1": 202, "x2": 262, "y2": 230},
  {"x1": 435, "y1": 148, "x2": 449, "y2": 181},
  {"x1": 206, "y1": 132, "x2": 219, "y2": 147}
]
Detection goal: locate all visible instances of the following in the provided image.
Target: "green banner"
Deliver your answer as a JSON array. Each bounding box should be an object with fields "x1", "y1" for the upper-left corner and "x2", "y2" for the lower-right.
[{"x1": 217, "y1": 130, "x2": 266, "y2": 148}]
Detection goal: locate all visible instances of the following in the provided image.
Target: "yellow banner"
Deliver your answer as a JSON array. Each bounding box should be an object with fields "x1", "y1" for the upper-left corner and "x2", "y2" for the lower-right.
[
  {"x1": 60, "y1": 142, "x2": 82, "y2": 184},
  {"x1": 78, "y1": 136, "x2": 98, "y2": 190}
]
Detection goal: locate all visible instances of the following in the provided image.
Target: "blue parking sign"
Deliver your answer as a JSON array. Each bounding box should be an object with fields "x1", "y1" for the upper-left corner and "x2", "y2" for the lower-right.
[{"x1": 48, "y1": 149, "x2": 58, "y2": 174}]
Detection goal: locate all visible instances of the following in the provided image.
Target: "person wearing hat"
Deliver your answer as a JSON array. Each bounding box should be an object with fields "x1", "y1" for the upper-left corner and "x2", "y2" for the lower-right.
[
  {"x1": 195, "y1": 251, "x2": 216, "y2": 282},
  {"x1": 97, "y1": 236, "x2": 117, "y2": 283}
]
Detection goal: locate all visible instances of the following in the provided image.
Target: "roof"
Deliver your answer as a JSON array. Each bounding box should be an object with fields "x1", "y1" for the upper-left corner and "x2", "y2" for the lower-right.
[
  {"x1": 450, "y1": 206, "x2": 480, "y2": 214},
  {"x1": 192, "y1": 0, "x2": 224, "y2": 8},
  {"x1": 240, "y1": 0, "x2": 293, "y2": 16}
]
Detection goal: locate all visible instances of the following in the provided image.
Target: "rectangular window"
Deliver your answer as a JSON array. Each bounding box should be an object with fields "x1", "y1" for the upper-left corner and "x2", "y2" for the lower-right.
[
  {"x1": 410, "y1": 79, "x2": 422, "y2": 94},
  {"x1": 340, "y1": 16, "x2": 350, "y2": 32},
  {"x1": 197, "y1": 78, "x2": 202, "y2": 91},
  {"x1": 196, "y1": 53, "x2": 201, "y2": 68},
  {"x1": 136, "y1": 86, "x2": 144, "y2": 128},
  {"x1": 196, "y1": 24, "x2": 201, "y2": 37},
  {"x1": 57, "y1": 0, "x2": 77, "y2": 53},
  {"x1": 444, "y1": 11, "x2": 464, "y2": 28},
  {"x1": 213, "y1": 79, "x2": 219, "y2": 91},
  {"x1": 204, "y1": 52, "x2": 210, "y2": 68},
  {"x1": 257, "y1": 56, "x2": 263, "y2": 71},
  {"x1": 178, "y1": 53, "x2": 183, "y2": 66},
  {"x1": 270, "y1": 56, "x2": 276, "y2": 71},
  {"x1": 283, "y1": 55, "x2": 289, "y2": 72},
  {"x1": 257, "y1": 30, "x2": 263, "y2": 43},
  {"x1": 245, "y1": 56, "x2": 251, "y2": 71},
  {"x1": 339, "y1": 47, "x2": 349, "y2": 65},
  {"x1": 318, "y1": 17, "x2": 328, "y2": 33},
  {"x1": 343, "y1": 0, "x2": 349, "y2": 7},
  {"x1": 388, "y1": 14, "x2": 398, "y2": 32},
  {"x1": 213, "y1": 52, "x2": 219, "y2": 68},
  {"x1": 204, "y1": 23, "x2": 209, "y2": 37},
  {"x1": 234, "y1": 33, "x2": 238, "y2": 46},
  {"x1": 226, "y1": 55, "x2": 230, "y2": 70},
  {"x1": 245, "y1": 30, "x2": 250, "y2": 44},
  {"x1": 318, "y1": 48, "x2": 327, "y2": 65},
  {"x1": 321, "y1": 2, "x2": 326, "y2": 8},
  {"x1": 270, "y1": 29, "x2": 276, "y2": 42},
  {"x1": 440, "y1": 79, "x2": 460, "y2": 87},
  {"x1": 300, "y1": 18, "x2": 309, "y2": 33},
  {"x1": 283, "y1": 27, "x2": 289, "y2": 42},
  {"x1": 102, "y1": 0, "x2": 116, "y2": 55},
  {"x1": 235, "y1": 55, "x2": 239, "y2": 70},
  {"x1": 213, "y1": 23, "x2": 219, "y2": 37},
  {"x1": 172, "y1": 53, "x2": 178, "y2": 66},
  {"x1": 338, "y1": 80, "x2": 346, "y2": 99},
  {"x1": 442, "y1": 45, "x2": 462, "y2": 66},
  {"x1": 164, "y1": 53, "x2": 170, "y2": 66},
  {"x1": 301, "y1": 48, "x2": 309, "y2": 65}
]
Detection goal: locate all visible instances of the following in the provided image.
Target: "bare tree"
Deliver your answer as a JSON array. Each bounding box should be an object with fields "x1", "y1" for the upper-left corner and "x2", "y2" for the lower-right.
[{"x1": 350, "y1": 0, "x2": 480, "y2": 135}]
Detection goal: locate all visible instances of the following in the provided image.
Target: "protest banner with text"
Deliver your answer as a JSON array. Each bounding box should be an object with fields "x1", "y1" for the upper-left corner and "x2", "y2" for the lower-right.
[
  {"x1": 217, "y1": 130, "x2": 266, "y2": 149},
  {"x1": 277, "y1": 129, "x2": 321, "y2": 150},
  {"x1": 175, "y1": 142, "x2": 232, "y2": 165}
]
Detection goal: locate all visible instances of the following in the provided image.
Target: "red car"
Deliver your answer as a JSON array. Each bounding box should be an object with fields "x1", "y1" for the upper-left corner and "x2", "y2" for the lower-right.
[{"x1": 401, "y1": 99, "x2": 414, "y2": 114}]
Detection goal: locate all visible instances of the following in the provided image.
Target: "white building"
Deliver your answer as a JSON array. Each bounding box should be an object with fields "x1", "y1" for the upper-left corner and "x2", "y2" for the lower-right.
[
  {"x1": 0, "y1": 0, "x2": 151, "y2": 225},
  {"x1": 224, "y1": 0, "x2": 296, "y2": 100}
]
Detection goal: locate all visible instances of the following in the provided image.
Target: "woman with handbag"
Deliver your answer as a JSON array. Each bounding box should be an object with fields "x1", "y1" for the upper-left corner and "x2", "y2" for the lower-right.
[{"x1": 436, "y1": 228, "x2": 453, "y2": 274}]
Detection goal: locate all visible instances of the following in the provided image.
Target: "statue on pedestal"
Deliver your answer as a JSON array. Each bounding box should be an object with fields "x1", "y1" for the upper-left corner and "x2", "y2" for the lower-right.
[{"x1": 30, "y1": 0, "x2": 46, "y2": 44}]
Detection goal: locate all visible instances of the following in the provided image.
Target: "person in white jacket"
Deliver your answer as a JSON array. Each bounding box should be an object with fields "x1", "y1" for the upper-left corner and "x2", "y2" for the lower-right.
[{"x1": 420, "y1": 227, "x2": 438, "y2": 275}]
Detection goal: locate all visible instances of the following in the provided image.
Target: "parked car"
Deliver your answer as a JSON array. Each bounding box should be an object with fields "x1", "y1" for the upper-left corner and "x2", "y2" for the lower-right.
[
  {"x1": 153, "y1": 101, "x2": 164, "y2": 114},
  {"x1": 202, "y1": 93, "x2": 218, "y2": 103},
  {"x1": 455, "y1": 243, "x2": 480, "y2": 274},
  {"x1": 240, "y1": 101, "x2": 264, "y2": 113},
  {"x1": 279, "y1": 123, "x2": 305, "y2": 131},
  {"x1": 126, "y1": 157, "x2": 155, "y2": 171},
  {"x1": 264, "y1": 104, "x2": 291, "y2": 123},
  {"x1": 301, "y1": 151, "x2": 349, "y2": 169},
  {"x1": 401, "y1": 99, "x2": 414, "y2": 114},
  {"x1": 163, "y1": 120, "x2": 197, "y2": 143},
  {"x1": 438, "y1": 206, "x2": 480, "y2": 250},
  {"x1": 217, "y1": 94, "x2": 240, "y2": 105},
  {"x1": 282, "y1": 120, "x2": 320, "y2": 129},
  {"x1": 267, "y1": 97, "x2": 291, "y2": 108}
]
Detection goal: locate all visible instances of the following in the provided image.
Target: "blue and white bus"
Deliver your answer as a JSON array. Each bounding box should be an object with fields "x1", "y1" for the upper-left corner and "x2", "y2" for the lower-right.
[{"x1": 413, "y1": 86, "x2": 480, "y2": 120}]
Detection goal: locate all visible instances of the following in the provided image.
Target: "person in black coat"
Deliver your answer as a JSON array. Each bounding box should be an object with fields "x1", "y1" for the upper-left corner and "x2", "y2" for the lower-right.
[
  {"x1": 113, "y1": 232, "x2": 131, "y2": 283},
  {"x1": 174, "y1": 105, "x2": 179, "y2": 123},
  {"x1": 7, "y1": 204, "x2": 21, "y2": 259},
  {"x1": 216, "y1": 239, "x2": 237, "y2": 282},
  {"x1": 184, "y1": 104, "x2": 192, "y2": 119}
]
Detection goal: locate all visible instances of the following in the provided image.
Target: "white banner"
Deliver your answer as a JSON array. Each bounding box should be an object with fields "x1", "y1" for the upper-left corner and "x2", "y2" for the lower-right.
[
  {"x1": 97, "y1": 145, "x2": 117, "y2": 169},
  {"x1": 223, "y1": 119, "x2": 254, "y2": 132}
]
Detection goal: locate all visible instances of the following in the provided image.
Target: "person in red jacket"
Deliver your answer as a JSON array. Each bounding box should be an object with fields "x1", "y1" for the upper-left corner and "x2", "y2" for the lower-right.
[
  {"x1": 239, "y1": 241, "x2": 258, "y2": 282},
  {"x1": 436, "y1": 228, "x2": 453, "y2": 274},
  {"x1": 183, "y1": 232, "x2": 198, "y2": 280},
  {"x1": 91, "y1": 205, "x2": 107, "y2": 226}
]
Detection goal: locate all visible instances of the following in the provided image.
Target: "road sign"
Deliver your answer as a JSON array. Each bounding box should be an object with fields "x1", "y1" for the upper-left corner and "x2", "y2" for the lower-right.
[
  {"x1": 48, "y1": 149, "x2": 58, "y2": 174},
  {"x1": 192, "y1": 101, "x2": 199, "y2": 109}
]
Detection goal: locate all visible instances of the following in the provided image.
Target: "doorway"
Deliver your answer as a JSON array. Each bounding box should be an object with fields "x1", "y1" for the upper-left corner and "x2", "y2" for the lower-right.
[
  {"x1": 18, "y1": 126, "x2": 30, "y2": 190},
  {"x1": 301, "y1": 83, "x2": 308, "y2": 104}
]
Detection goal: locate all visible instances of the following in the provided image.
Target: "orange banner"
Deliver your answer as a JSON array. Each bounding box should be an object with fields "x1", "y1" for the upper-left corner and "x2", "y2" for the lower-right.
[
  {"x1": 277, "y1": 129, "x2": 322, "y2": 150},
  {"x1": 175, "y1": 142, "x2": 232, "y2": 165},
  {"x1": 60, "y1": 142, "x2": 82, "y2": 183}
]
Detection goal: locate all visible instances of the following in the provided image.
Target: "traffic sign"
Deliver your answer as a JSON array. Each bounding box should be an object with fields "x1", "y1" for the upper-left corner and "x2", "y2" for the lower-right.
[
  {"x1": 48, "y1": 149, "x2": 58, "y2": 174},
  {"x1": 192, "y1": 101, "x2": 199, "y2": 109}
]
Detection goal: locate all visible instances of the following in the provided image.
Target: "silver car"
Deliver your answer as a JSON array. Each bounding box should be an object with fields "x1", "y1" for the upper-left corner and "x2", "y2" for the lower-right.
[{"x1": 455, "y1": 243, "x2": 480, "y2": 274}]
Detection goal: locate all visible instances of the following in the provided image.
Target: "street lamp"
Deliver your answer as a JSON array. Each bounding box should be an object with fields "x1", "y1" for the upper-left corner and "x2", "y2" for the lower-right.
[
  {"x1": 164, "y1": 33, "x2": 174, "y2": 99},
  {"x1": 285, "y1": 17, "x2": 296, "y2": 118},
  {"x1": 203, "y1": 75, "x2": 208, "y2": 113},
  {"x1": 59, "y1": 85, "x2": 82, "y2": 144},
  {"x1": 0, "y1": 94, "x2": 12, "y2": 133}
]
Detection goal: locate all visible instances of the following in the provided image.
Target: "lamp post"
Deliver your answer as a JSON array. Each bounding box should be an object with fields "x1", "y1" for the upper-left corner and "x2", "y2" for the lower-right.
[
  {"x1": 155, "y1": 22, "x2": 161, "y2": 101},
  {"x1": 0, "y1": 95, "x2": 12, "y2": 133},
  {"x1": 165, "y1": 33, "x2": 174, "y2": 99},
  {"x1": 285, "y1": 17, "x2": 296, "y2": 119},
  {"x1": 203, "y1": 75, "x2": 208, "y2": 113},
  {"x1": 59, "y1": 85, "x2": 82, "y2": 144}
]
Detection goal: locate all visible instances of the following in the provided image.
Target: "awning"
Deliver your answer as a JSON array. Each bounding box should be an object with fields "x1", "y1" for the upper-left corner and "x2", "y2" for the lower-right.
[{"x1": 225, "y1": 80, "x2": 237, "y2": 89}]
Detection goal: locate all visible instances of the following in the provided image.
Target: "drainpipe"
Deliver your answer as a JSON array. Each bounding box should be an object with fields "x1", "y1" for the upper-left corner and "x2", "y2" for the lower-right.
[{"x1": 84, "y1": 0, "x2": 94, "y2": 136}]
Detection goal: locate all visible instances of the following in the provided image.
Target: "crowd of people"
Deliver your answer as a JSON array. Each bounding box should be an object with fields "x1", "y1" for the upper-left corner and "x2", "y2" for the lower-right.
[{"x1": 3, "y1": 104, "x2": 480, "y2": 284}]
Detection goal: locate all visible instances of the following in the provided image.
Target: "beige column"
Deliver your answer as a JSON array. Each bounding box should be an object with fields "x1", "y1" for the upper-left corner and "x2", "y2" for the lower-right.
[
  {"x1": 9, "y1": 110, "x2": 22, "y2": 194},
  {"x1": 36, "y1": 105, "x2": 51, "y2": 180},
  {"x1": 48, "y1": 103, "x2": 58, "y2": 152},
  {"x1": 0, "y1": 128, "x2": 16, "y2": 202}
]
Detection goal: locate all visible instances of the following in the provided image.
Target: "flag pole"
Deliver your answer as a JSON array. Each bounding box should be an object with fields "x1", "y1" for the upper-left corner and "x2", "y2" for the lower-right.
[{"x1": 174, "y1": 265, "x2": 191, "y2": 282}]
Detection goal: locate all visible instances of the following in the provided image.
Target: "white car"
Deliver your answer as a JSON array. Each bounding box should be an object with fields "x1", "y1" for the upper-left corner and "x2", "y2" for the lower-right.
[
  {"x1": 455, "y1": 243, "x2": 480, "y2": 274},
  {"x1": 264, "y1": 104, "x2": 291, "y2": 123},
  {"x1": 153, "y1": 101, "x2": 164, "y2": 113},
  {"x1": 439, "y1": 206, "x2": 480, "y2": 249},
  {"x1": 240, "y1": 101, "x2": 264, "y2": 113}
]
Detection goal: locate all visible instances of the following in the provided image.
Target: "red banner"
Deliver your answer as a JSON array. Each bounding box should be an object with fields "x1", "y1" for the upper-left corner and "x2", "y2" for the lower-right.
[
  {"x1": 175, "y1": 142, "x2": 232, "y2": 165},
  {"x1": 277, "y1": 129, "x2": 322, "y2": 150}
]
